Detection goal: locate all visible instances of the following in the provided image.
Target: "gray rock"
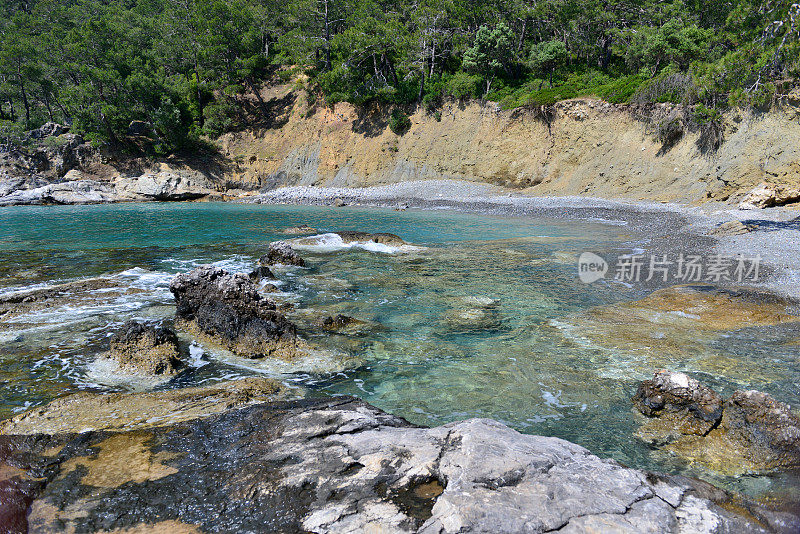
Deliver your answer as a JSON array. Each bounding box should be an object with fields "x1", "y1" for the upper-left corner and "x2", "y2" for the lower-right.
[
  {"x1": 27, "y1": 122, "x2": 69, "y2": 139},
  {"x1": 116, "y1": 169, "x2": 216, "y2": 201},
  {"x1": 0, "y1": 179, "x2": 118, "y2": 206},
  {"x1": 5, "y1": 397, "x2": 793, "y2": 533}
]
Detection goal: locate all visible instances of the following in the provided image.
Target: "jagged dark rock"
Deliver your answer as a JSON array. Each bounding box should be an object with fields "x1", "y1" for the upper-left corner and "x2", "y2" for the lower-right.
[
  {"x1": 634, "y1": 370, "x2": 800, "y2": 475},
  {"x1": 169, "y1": 265, "x2": 299, "y2": 359},
  {"x1": 99, "y1": 320, "x2": 182, "y2": 376},
  {"x1": 722, "y1": 390, "x2": 800, "y2": 469},
  {"x1": 2, "y1": 396, "x2": 795, "y2": 533},
  {"x1": 633, "y1": 369, "x2": 724, "y2": 435},
  {"x1": 248, "y1": 264, "x2": 276, "y2": 282},
  {"x1": 262, "y1": 240, "x2": 305, "y2": 266}
]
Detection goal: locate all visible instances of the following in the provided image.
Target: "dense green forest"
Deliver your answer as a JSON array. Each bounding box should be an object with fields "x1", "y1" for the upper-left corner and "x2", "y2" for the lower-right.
[{"x1": 1, "y1": 0, "x2": 798, "y2": 151}]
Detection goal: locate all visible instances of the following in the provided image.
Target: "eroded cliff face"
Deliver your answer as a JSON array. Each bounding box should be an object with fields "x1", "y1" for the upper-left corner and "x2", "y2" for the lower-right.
[
  {"x1": 3, "y1": 86, "x2": 799, "y2": 206},
  {"x1": 218, "y1": 85, "x2": 800, "y2": 205}
]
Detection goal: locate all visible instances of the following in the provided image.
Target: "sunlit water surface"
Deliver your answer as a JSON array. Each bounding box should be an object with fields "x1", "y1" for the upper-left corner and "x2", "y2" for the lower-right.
[{"x1": 1, "y1": 202, "x2": 798, "y2": 501}]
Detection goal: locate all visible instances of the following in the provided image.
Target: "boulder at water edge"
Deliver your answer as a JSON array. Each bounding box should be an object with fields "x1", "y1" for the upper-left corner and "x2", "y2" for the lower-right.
[
  {"x1": 98, "y1": 320, "x2": 182, "y2": 377},
  {"x1": 169, "y1": 265, "x2": 299, "y2": 359},
  {"x1": 262, "y1": 240, "x2": 305, "y2": 266},
  {"x1": 634, "y1": 370, "x2": 800, "y2": 475}
]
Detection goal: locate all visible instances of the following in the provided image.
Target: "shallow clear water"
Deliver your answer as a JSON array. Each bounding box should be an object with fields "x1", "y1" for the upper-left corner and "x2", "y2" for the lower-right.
[{"x1": 1, "y1": 202, "x2": 798, "y2": 501}]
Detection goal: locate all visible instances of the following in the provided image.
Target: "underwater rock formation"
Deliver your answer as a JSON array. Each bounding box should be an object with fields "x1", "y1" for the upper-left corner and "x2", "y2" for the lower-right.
[{"x1": 634, "y1": 370, "x2": 800, "y2": 475}]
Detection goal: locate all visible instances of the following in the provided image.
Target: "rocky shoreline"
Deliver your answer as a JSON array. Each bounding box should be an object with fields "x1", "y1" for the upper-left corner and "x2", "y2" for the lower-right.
[
  {"x1": 1, "y1": 235, "x2": 799, "y2": 531},
  {"x1": 2, "y1": 123, "x2": 800, "y2": 532},
  {"x1": 2, "y1": 388, "x2": 799, "y2": 533}
]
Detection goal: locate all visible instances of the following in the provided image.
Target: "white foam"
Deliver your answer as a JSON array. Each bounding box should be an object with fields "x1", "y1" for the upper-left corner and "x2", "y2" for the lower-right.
[
  {"x1": 159, "y1": 256, "x2": 256, "y2": 275},
  {"x1": 289, "y1": 233, "x2": 423, "y2": 254},
  {"x1": 85, "y1": 358, "x2": 175, "y2": 391}
]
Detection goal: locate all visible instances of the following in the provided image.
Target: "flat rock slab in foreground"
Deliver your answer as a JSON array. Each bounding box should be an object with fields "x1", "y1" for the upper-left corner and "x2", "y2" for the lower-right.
[{"x1": 1, "y1": 397, "x2": 797, "y2": 533}]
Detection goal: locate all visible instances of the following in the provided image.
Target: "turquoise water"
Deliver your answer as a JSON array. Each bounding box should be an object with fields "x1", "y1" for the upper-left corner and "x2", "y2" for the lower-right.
[{"x1": 1, "y1": 202, "x2": 799, "y2": 500}]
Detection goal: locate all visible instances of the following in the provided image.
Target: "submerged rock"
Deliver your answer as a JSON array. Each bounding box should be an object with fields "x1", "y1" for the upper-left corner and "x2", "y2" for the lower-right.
[
  {"x1": 0, "y1": 378, "x2": 286, "y2": 434},
  {"x1": 443, "y1": 295, "x2": 502, "y2": 332},
  {"x1": 282, "y1": 224, "x2": 317, "y2": 235},
  {"x1": 170, "y1": 265, "x2": 299, "y2": 359},
  {"x1": 560, "y1": 285, "x2": 800, "y2": 382},
  {"x1": 634, "y1": 371, "x2": 800, "y2": 475},
  {"x1": 2, "y1": 396, "x2": 794, "y2": 533},
  {"x1": 336, "y1": 230, "x2": 406, "y2": 246},
  {"x1": 98, "y1": 320, "x2": 182, "y2": 377},
  {"x1": 317, "y1": 314, "x2": 383, "y2": 336},
  {"x1": 262, "y1": 240, "x2": 305, "y2": 266}
]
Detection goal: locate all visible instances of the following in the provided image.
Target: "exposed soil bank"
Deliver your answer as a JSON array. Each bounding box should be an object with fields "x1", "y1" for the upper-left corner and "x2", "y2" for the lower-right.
[
  {"x1": 2, "y1": 87, "x2": 800, "y2": 207},
  {"x1": 218, "y1": 88, "x2": 800, "y2": 206}
]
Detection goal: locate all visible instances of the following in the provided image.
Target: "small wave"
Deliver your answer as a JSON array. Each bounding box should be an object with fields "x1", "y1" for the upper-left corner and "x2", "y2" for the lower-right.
[
  {"x1": 290, "y1": 233, "x2": 423, "y2": 254},
  {"x1": 0, "y1": 281, "x2": 59, "y2": 299},
  {"x1": 159, "y1": 256, "x2": 256, "y2": 275}
]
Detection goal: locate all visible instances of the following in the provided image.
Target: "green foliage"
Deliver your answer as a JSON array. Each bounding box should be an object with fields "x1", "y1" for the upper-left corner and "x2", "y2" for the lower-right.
[
  {"x1": 528, "y1": 41, "x2": 568, "y2": 84},
  {"x1": 463, "y1": 23, "x2": 515, "y2": 94},
  {"x1": 444, "y1": 72, "x2": 481, "y2": 100},
  {"x1": 388, "y1": 109, "x2": 411, "y2": 135},
  {"x1": 0, "y1": 0, "x2": 796, "y2": 154}
]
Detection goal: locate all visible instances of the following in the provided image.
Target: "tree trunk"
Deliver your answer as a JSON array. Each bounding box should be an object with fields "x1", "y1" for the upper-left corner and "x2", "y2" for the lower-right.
[
  {"x1": 17, "y1": 69, "x2": 31, "y2": 127},
  {"x1": 516, "y1": 18, "x2": 527, "y2": 54},
  {"x1": 384, "y1": 53, "x2": 399, "y2": 87},
  {"x1": 100, "y1": 110, "x2": 119, "y2": 145},
  {"x1": 323, "y1": 0, "x2": 331, "y2": 71},
  {"x1": 430, "y1": 41, "x2": 436, "y2": 78},
  {"x1": 417, "y1": 69, "x2": 425, "y2": 105},
  {"x1": 194, "y1": 59, "x2": 204, "y2": 127},
  {"x1": 53, "y1": 95, "x2": 69, "y2": 124},
  {"x1": 246, "y1": 76, "x2": 269, "y2": 118},
  {"x1": 43, "y1": 90, "x2": 54, "y2": 122}
]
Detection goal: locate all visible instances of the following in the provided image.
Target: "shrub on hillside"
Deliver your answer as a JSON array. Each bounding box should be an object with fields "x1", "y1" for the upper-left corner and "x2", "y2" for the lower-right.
[{"x1": 388, "y1": 109, "x2": 411, "y2": 135}]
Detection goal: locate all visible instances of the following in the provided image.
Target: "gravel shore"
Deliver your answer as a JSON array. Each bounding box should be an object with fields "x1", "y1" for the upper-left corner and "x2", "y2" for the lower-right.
[{"x1": 245, "y1": 179, "x2": 800, "y2": 299}]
